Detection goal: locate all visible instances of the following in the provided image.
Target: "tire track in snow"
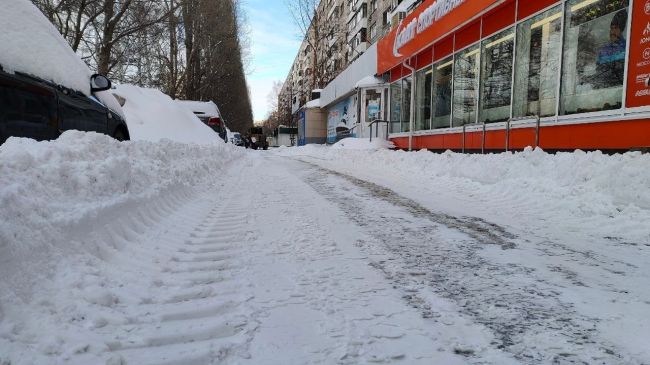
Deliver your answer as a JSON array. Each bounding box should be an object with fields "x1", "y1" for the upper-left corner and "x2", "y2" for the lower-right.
[
  {"x1": 300, "y1": 162, "x2": 636, "y2": 365},
  {"x1": 94, "y1": 163, "x2": 259, "y2": 365}
]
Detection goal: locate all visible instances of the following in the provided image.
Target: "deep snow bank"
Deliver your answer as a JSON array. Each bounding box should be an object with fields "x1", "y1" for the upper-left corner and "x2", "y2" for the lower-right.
[
  {"x1": 0, "y1": 131, "x2": 243, "y2": 292},
  {"x1": 112, "y1": 84, "x2": 219, "y2": 144},
  {"x1": 277, "y1": 145, "x2": 650, "y2": 243},
  {"x1": 0, "y1": 0, "x2": 92, "y2": 95}
]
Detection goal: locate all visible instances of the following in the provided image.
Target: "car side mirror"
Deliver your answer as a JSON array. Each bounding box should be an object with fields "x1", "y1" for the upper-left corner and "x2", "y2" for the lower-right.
[{"x1": 90, "y1": 74, "x2": 112, "y2": 92}]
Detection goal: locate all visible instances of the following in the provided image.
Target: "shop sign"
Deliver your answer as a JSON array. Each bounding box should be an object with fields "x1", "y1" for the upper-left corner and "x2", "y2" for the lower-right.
[
  {"x1": 627, "y1": 0, "x2": 650, "y2": 107},
  {"x1": 378, "y1": 0, "x2": 500, "y2": 74}
]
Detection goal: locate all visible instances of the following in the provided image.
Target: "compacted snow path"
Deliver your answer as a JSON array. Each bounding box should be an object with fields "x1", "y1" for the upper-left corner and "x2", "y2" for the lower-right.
[{"x1": 2, "y1": 150, "x2": 649, "y2": 365}]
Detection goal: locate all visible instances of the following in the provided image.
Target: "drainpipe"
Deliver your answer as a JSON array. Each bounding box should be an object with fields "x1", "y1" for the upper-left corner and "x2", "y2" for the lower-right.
[{"x1": 402, "y1": 59, "x2": 416, "y2": 151}]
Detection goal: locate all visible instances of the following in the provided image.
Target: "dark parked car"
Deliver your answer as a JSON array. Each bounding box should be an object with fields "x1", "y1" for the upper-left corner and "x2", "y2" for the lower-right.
[{"x1": 0, "y1": 65, "x2": 129, "y2": 145}]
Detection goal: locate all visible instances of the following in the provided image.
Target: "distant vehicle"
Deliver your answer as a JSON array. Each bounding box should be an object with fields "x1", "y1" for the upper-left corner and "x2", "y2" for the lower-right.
[
  {"x1": 248, "y1": 127, "x2": 268, "y2": 150},
  {"x1": 231, "y1": 132, "x2": 243, "y2": 146},
  {"x1": 175, "y1": 100, "x2": 227, "y2": 142},
  {"x1": 0, "y1": 67, "x2": 129, "y2": 144}
]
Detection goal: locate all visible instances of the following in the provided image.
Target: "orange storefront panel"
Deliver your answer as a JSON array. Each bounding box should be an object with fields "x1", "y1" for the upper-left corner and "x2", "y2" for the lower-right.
[
  {"x1": 391, "y1": 119, "x2": 650, "y2": 151},
  {"x1": 416, "y1": 46, "x2": 434, "y2": 70},
  {"x1": 433, "y1": 35, "x2": 454, "y2": 61},
  {"x1": 443, "y1": 133, "x2": 463, "y2": 150},
  {"x1": 378, "y1": 0, "x2": 502, "y2": 74},
  {"x1": 454, "y1": 19, "x2": 482, "y2": 51},
  {"x1": 539, "y1": 120, "x2": 650, "y2": 150},
  {"x1": 509, "y1": 128, "x2": 537, "y2": 150},
  {"x1": 484, "y1": 130, "x2": 507, "y2": 150},
  {"x1": 517, "y1": 0, "x2": 560, "y2": 20},
  {"x1": 482, "y1": 0, "x2": 516, "y2": 38}
]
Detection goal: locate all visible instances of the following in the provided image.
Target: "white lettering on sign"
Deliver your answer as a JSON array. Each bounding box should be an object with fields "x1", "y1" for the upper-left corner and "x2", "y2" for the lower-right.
[
  {"x1": 393, "y1": 0, "x2": 467, "y2": 57},
  {"x1": 635, "y1": 89, "x2": 650, "y2": 96}
]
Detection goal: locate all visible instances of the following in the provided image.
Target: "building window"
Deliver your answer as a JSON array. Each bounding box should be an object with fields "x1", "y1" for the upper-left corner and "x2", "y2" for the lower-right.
[
  {"x1": 401, "y1": 75, "x2": 412, "y2": 132},
  {"x1": 415, "y1": 66, "x2": 432, "y2": 130},
  {"x1": 432, "y1": 56, "x2": 453, "y2": 128},
  {"x1": 452, "y1": 44, "x2": 480, "y2": 126},
  {"x1": 480, "y1": 27, "x2": 515, "y2": 123},
  {"x1": 370, "y1": 23, "x2": 377, "y2": 39},
  {"x1": 513, "y1": 5, "x2": 563, "y2": 118},
  {"x1": 560, "y1": 0, "x2": 629, "y2": 115},
  {"x1": 390, "y1": 81, "x2": 402, "y2": 133}
]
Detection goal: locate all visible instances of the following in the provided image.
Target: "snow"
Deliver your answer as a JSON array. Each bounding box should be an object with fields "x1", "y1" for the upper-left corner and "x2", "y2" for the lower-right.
[
  {"x1": 0, "y1": 0, "x2": 92, "y2": 95},
  {"x1": 112, "y1": 84, "x2": 220, "y2": 144},
  {"x1": 275, "y1": 145, "x2": 650, "y2": 362},
  {"x1": 2, "y1": 131, "x2": 650, "y2": 364},
  {"x1": 332, "y1": 137, "x2": 395, "y2": 150},
  {"x1": 305, "y1": 98, "x2": 321, "y2": 108},
  {"x1": 175, "y1": 100, "x2": 223, "y2": 118},
  {"x1": 93, "y1": 90, "x2": 126, "y2": 119},
  {"x1": 354, "y1": 75, "x2": 384, "y2": 89}
]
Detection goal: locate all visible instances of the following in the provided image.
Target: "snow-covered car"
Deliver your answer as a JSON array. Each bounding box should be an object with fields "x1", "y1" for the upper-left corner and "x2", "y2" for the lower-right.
[
  {"x1": 0, "y1": 66, "x2": 129, "y2": 144},
  {"x1": 175, "y1": 100, "x2": 227, "y2": 142},
  {"x1": 0, "y1": 0, "x2": 129, "y2": 144}
]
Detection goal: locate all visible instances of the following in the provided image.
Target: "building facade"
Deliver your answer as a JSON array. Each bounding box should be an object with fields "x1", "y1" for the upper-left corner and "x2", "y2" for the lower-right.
[
  {"x1": 379, "y1": 0, "x2": 650, "y2": 152},
  {"x1": 278, "y1": 0, "x2": 398, "y2": 123}
]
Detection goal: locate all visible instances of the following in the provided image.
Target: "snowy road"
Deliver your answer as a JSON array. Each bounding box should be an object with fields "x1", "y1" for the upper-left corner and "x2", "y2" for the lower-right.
[{"x1": 2, "y1": 150, "x2": 649, "y2": 365}]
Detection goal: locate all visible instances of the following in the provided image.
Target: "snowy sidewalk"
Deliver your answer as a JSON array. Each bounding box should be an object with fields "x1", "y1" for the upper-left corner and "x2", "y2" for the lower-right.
[{"x1": 2, "y1": 146, "x2": 650, "y2": 364}]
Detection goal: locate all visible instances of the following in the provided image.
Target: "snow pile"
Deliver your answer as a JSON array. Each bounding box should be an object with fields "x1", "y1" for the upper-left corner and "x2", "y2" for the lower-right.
[
  {"x1": 332, "y1": 137, "x2": 395, "y2": 150},
  {"x1": 276, "y1": 146, "x2": 650, "y2": 244},
  {"x1": 0, "y1": 0, "x2": 92, "y2": 95},
  {"x1": 113, "y1": 84, "x2": 219, "y2": 144},
  {"x1": 175, "y1": 100, "x2": 222, "y2": 118},
  {"x1": 0, "y1": 131, "x2": 243, "y2": 294}
]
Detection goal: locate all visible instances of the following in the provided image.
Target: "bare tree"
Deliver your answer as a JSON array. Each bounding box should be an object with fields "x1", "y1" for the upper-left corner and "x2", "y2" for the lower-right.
[{"x1": 32, "y1": 0, "x2": 254, "y2": 132}]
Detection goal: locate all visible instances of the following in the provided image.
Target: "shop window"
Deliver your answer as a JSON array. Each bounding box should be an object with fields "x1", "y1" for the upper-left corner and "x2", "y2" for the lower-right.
[
  {"x1": 401, "y1": 75, "x2": 412, "y2": 132},
  {"x1": 431, "y1": 56, "x2": 453, "y2": 128},
  {"x1": 390, "y1": 81, "x2": 402, "y2": 133},
  {"x1": 452, "y1": 44, "x2": 480, "y2": 126},
  {"x1": 480, "y1": 27, "x2": 515, "y2": 123},
  {"x1": 560, "y1": 0, "x2": 629, "y2": 115},
  {"x1": 415, "y1": 67, "x2": 432, "y2": 131},
  {"x1": 513, "y1": 6, "x2": 563, "y2": 118}
]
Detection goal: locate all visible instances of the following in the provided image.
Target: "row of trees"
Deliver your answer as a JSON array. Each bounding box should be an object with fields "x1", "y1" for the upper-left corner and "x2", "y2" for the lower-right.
[{"x1": 32, "y1": 0, "x2": 253, "y2": 132}]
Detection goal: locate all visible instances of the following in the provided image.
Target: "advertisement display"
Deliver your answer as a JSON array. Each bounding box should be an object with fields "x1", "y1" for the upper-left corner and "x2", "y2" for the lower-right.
[
  {"x1": 327, "y1": 96, "x2": 357, "y2": 144},
  {"x1": 626, "y1": 0, "x2": 650, "y2": 108}
]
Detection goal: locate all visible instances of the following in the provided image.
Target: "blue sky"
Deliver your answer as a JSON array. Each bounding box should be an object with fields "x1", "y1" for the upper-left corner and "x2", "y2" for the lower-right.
[{"x1": 243, "y1": 0, "x2": 302, "y2": 121}]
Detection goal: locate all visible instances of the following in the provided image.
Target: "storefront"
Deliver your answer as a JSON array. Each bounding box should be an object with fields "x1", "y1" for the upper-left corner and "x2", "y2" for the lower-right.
[{"x1": 378, "y1": 0, "x2": 650, "y2": 151}]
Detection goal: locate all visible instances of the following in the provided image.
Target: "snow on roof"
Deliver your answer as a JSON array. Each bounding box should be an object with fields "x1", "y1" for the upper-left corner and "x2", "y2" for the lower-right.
[
  {"x1": 175, "y1": 100, "x2": 222, "y2": 118},
  {"x1": 305, "y1": 99, "x2": 321, "y2": 109},
  {"x1": 0, "y1": 0, "x2": 92, "y2": 95},
  {"x1": 112, "y1": 84, "x2": 221, "y2": 145},
  {"x1": 355, "y1": 76, "x2": 385, "y2": 89}
]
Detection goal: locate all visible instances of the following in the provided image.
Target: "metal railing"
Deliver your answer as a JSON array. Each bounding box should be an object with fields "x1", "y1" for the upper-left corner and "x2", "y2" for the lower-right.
[{"x1": 368, "y1": 119, "x2": 390, "y2": 143}]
